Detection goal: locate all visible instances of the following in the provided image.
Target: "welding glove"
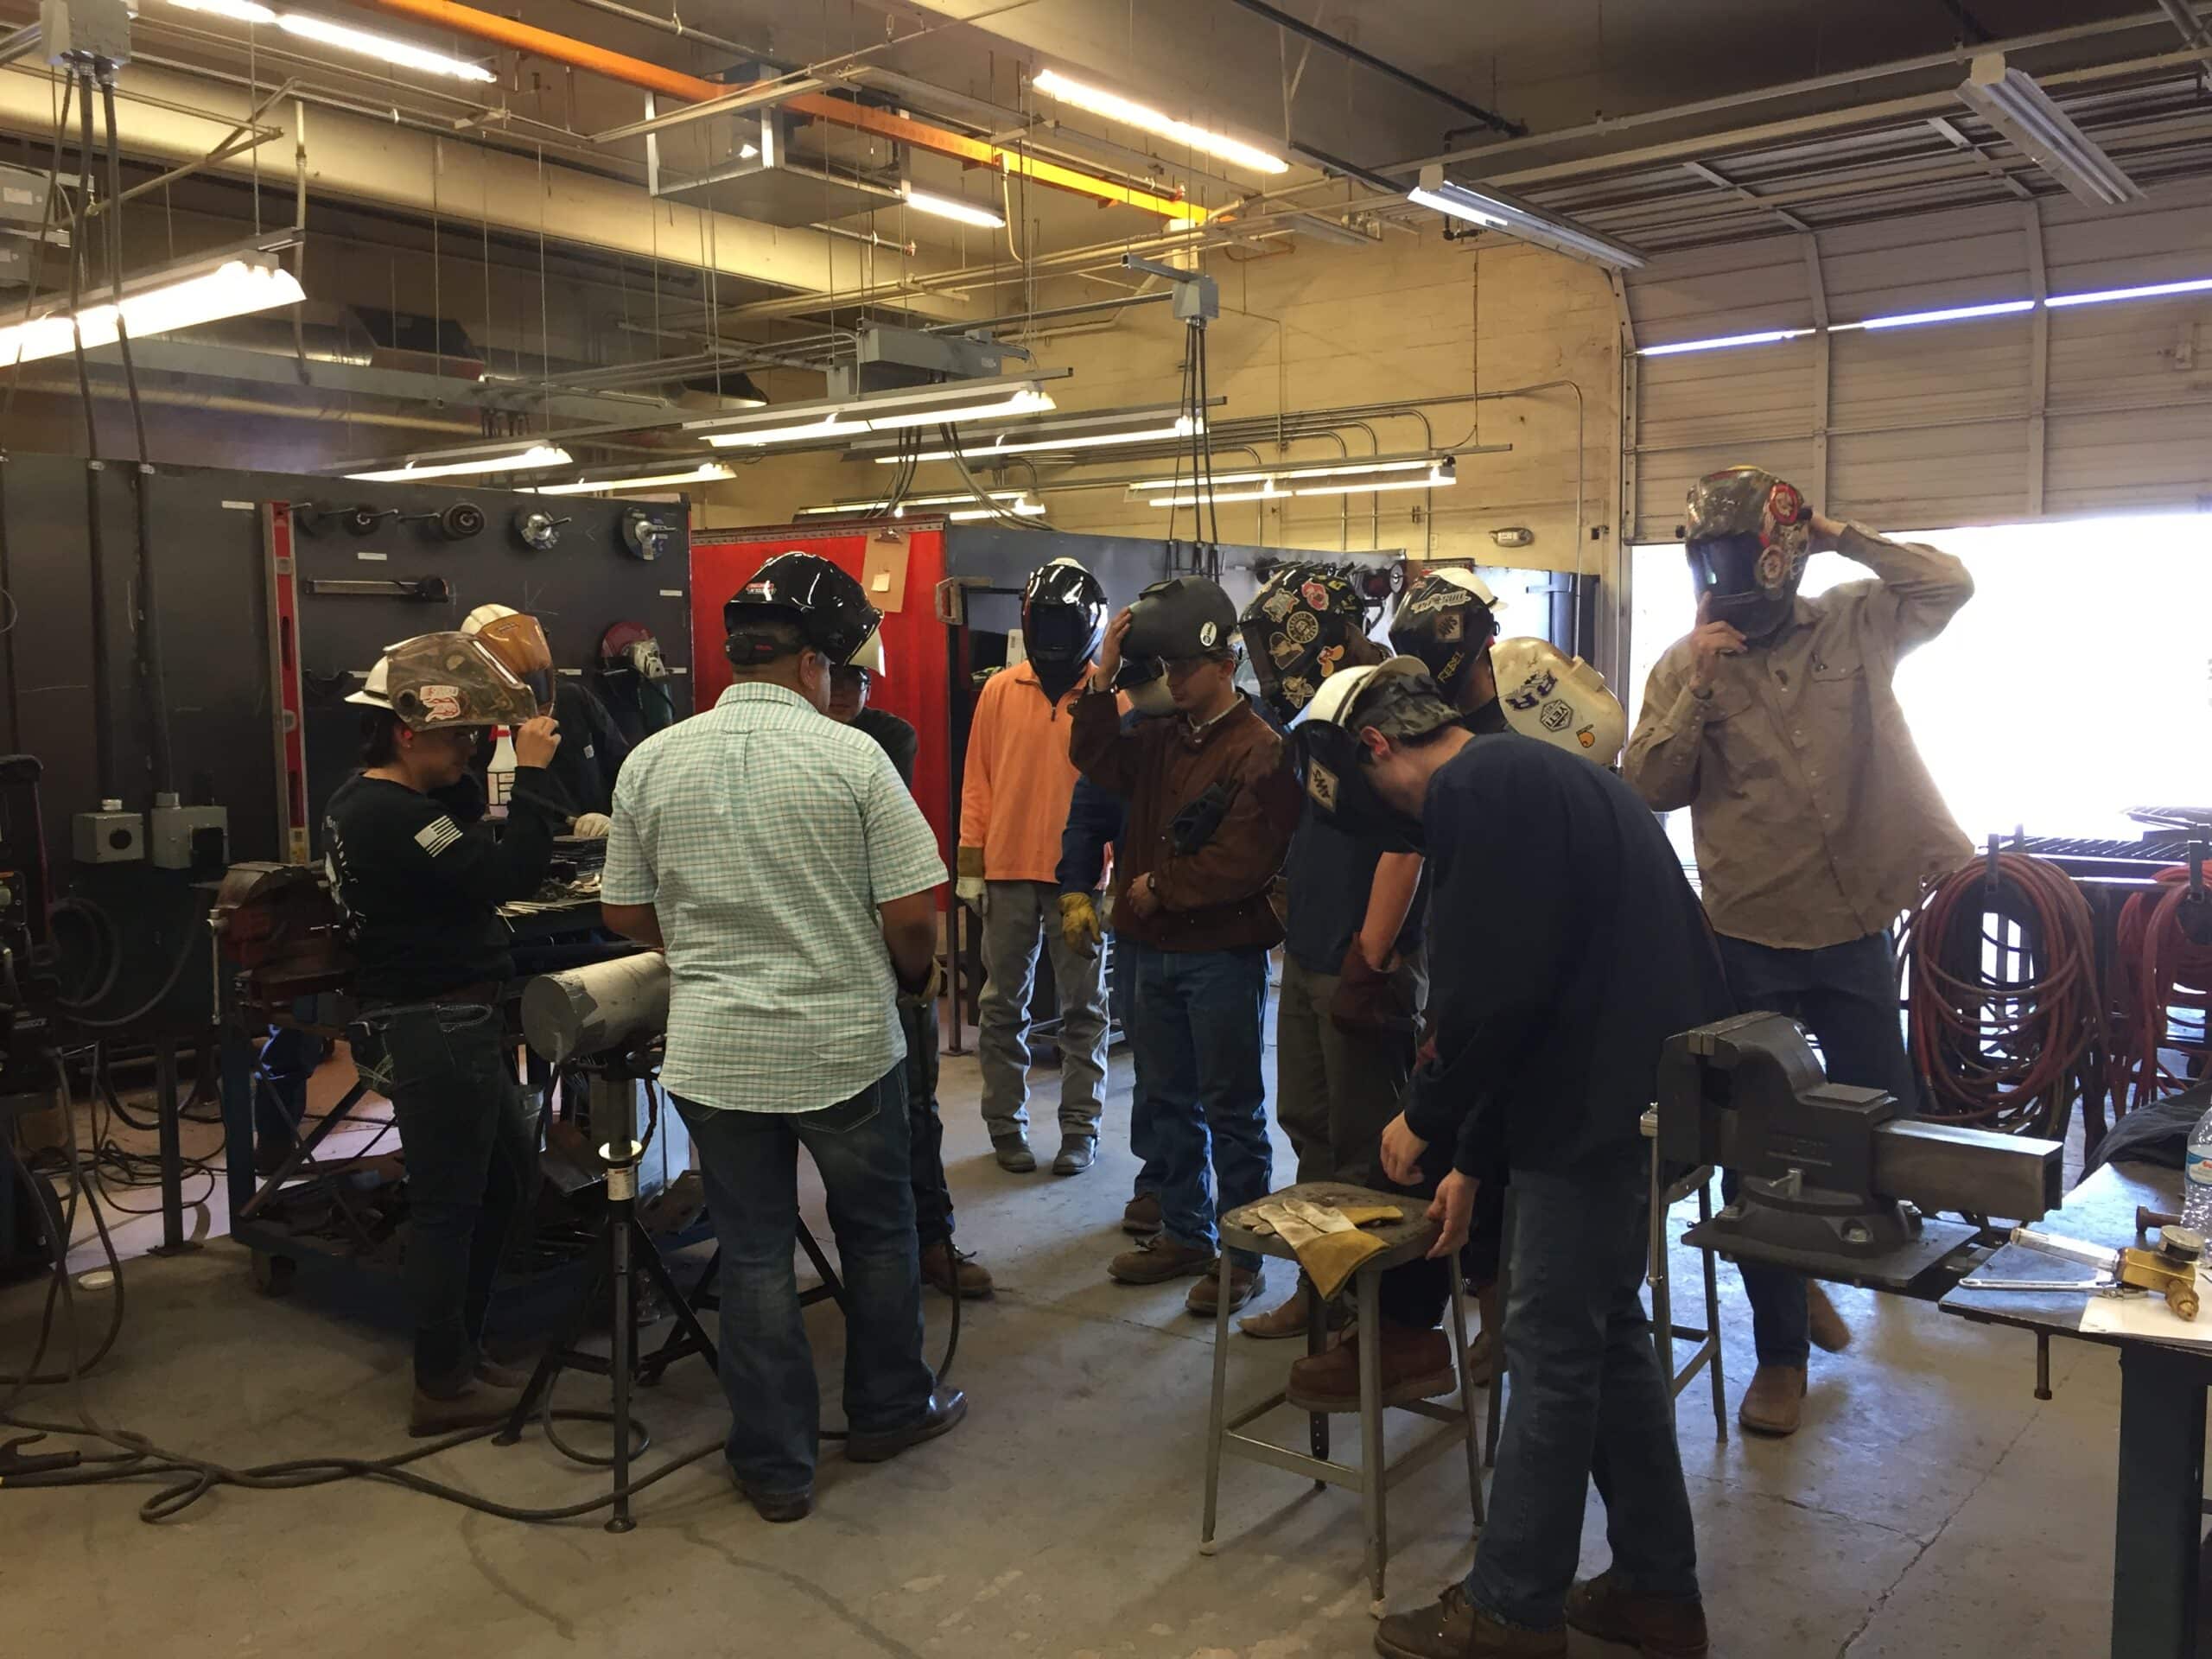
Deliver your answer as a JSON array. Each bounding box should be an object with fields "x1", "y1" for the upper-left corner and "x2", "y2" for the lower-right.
[
  {"x1": 1331, "y1": 939, "x2": 1416, "y2": 1038},
  {"x1": 1246, "y1": 1198, "x2": 1402, "y2": 1301},
  {"x1": 1059, "y1": 892, "x2": 1103, "y2": 958},
  {"x1": 956, "y1": 844, "x2": 987, "y2": 911},
  {"x1": 570, "y1": 812, "x2": 613, "y2": 838}
]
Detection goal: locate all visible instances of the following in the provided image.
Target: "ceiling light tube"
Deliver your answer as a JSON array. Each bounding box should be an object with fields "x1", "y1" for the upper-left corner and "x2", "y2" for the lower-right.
[
  {"x1": 861, "y1": 388, "x2": 1056, "y2": 431},
  {"x1": 948, "y1": 497, "x2": 1046, "y2": 521},
  {"x1": 1291, "y1": 467, "x2": 1454, "y2": 498},
  {"x1": 347, "y1": 442, "x2": 572, "y2": 481},
  {"x1": 2046, "y1": 276, "x2": 2212, "y2": 308},
  {"x1": 1637, "y1": 328, "x2": 1813, "y2": 358},
  {"x1": 899, "y1": 182, "x2": 1006, "y2": 229},
  {"x1": 1130, "y1": 456, "x2": 1443, "y2": 491},
  {"x1": 276, "y1": 11, "x2": 498, "y2": 83},
  {"x1": 705, "y1": 416, "x2": 872, "y2": 448},
  {"x1": 536, "y1": 463, "x2": 734, "y2": 495},
  {"x1": 167, "y1": 0, "x2": 278, "y2": 22},
  {"x1": 689, "y1": 372, "x2": 1062, "y2": 448},
  {"x1": 1829, "y1": 299, "x2": 2034, "y2": 332},
  {"x1": 1956, "y1": 53, "x2": 2141, "y2": 210},
  {"x1": 1412, "y1": 165, "x2": 1645, "y2": 270},
  {"x1": 880, "y1": 415, "x2": 1204, "y2": 464},
  {"x1": 1032, "y1": 67, "x2": 1288, "y2": 176},
  {"x1": 0, "y1": 252, "x2": 304, "y2": 370},
  {"x1": 1144, "y1": 488, "x2": 1283, "y2": 507},
  {"x1": 797, "y1": 488, "x2": 1034, "y2": 517}
]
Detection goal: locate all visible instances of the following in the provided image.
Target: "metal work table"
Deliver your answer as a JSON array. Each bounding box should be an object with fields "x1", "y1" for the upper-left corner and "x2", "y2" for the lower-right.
[{"x1": 1940, "y1": 1159, "x2": 2205, "y2": 1659}]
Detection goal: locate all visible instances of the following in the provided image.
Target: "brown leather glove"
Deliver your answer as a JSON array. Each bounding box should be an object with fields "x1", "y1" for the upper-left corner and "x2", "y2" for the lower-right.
[{"x1": 1331, "y1": 940, "x2": 1416, "y2": 1037}]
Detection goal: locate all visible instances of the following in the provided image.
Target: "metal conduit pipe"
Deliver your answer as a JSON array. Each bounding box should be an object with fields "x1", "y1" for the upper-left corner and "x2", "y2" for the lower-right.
[{"x1": 8, "y1": 375, "x2": 485, "y2": 433}]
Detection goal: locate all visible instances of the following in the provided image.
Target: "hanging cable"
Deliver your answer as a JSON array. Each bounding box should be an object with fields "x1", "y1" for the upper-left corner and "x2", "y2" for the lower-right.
[
  {"x1": 1902, "y1": 849, "x2": 2107, "y2": 1139},
  {"x1": 2111, "y1": 868, "x2": 2212, "y2": 1115}
]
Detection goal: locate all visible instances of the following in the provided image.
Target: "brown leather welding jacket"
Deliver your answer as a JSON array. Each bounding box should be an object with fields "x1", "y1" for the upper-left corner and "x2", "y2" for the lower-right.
[{"x1": 1069, "y1": 684, "x2": 1297, "y2": 953}]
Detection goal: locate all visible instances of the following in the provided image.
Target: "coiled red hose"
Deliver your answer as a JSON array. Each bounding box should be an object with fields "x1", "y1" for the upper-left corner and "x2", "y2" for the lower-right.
[
  {"x1": 2111, "y1": 868, "x2": 2212, "y2": 1113},
  {"x1": 1902, "y1": 851, "x2": 2107, "y2": 1135}
]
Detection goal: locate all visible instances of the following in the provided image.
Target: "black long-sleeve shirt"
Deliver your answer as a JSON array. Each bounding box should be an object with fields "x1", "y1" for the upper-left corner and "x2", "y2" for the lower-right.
[
  {"x1": 324, "y1": 764, "x2": 570, "y2": 1000},
  {"x1": 1406, "y1": 734, "x2": 1732, "y2": 1179},
  {"x1": 851, "y1": 708, "x2": 918, "y2": 787},
  {"x1": 548, "y1": 679, "x2": 632, "y2": 817}
]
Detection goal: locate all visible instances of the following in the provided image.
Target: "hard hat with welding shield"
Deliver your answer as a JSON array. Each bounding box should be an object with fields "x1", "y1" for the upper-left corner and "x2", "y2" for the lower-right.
[
  {"x1": 382, "y1": 631, "x2": 541, "y2": 732},
  {"x1": 1289, "y1": 656, "x2": 1460, "y2": 849},
  {"x1": 1683, "y1": 466, "x2": 1811, "y2": 639},
  {"x1": 1490, "y1": 636, "x2": 1626, "y2": 764},
  {"x1": 461, "y1": 601, "x2": 556, "y2": 712}
]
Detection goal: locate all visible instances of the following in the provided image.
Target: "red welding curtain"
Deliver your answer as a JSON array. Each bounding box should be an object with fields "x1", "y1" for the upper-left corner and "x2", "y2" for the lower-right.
[{"x1": 690, "y1": 524, "x2": 953, "y2": 865}]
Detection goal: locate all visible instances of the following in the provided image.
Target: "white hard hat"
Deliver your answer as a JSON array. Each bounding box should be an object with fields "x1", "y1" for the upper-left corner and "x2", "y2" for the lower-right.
[
  {"x1": 1419, "y1": 566, "x2": 1501, "y2": 607},
  {"x1": 346, "y1": 654, "x2": 392, "y2": 709},
  {"x1": 1294, "y1": 662, "x2": 1381, "y2": 730},
  {"x1": 462, "y1": 602, "x2": 518, "y2": 634},
  {"x1": 1491, "y1": 637, "x2": 1625, "y2": 764}
]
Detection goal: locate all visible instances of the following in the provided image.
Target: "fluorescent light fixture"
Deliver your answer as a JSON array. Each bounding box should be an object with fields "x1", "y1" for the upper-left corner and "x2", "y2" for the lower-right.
[
  {"x1": 690, "y1": 375, "x2": 1059, "y2": 448},
  {"x1": 1831, "y1": 299, "x2": 2034, "y2": 332},
  {"x1": 277, "y1": 11, "x2": 497, "y2": 83},
  {"x1": 1131, "y1": 455, "x2": 1444, "y2": 492},
  {"x1": 950, "y1": 496, "x2": 1046, "y2": 522},
  {"x1": 1957, "y1": 53, "x2": 2140, "y2": 210},
  {"x1": 537, "y1": 463, "x2": 734, "y2": 496},
  {"x1": 861, "y1": 388, "x2": 1054, "y2": 431},
  {"x1": 0, "y1": 252, "x2": 305, "y2": 368},
  {"x1": 167, "y1": 0, "x2": 278, "y2": 22},
  {"x1": 878, "y1": 413, "x2": 1204, "y2": 464},
  {"x1": 1412, "y1": 165, "x2": 1645, "y2": 270},
  {"x1": 1138, "y1": 460, "x2": 1457, "y2": 506},
  {"x1": 1032, "y1": 67, "x2": 1288, "y2": 176},
  {"x1": 1146, "y1": 488, "x2": 1281, "y2": 507},
  {"x1": 899, "y1": 182, "x2": 1006, "y2": 230},
  {"x1": 1293, "y1": 467, "x2": 1453, "y2": 497},
  {"x1": 798, "y1": 488, "x2": 1035, "y2": 517},
  {"x1": 705, "y1": 416, "x2": 873, "y2": 449},
  {"x1": 348, "y1": 443, "x2": 572, "y2": 482},
  {"x1": 1637, "y1": 328, "x2": 1814, "y2": 358},
  {"x1": 2047, "y1": 276, "x2": 2212, "y2": 308}
]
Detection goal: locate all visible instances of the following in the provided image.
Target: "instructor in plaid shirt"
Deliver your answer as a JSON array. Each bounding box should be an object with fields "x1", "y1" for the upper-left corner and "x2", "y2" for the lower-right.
[{"x1": 601, "y1": 552, "x2": 966, "y2": 1524}]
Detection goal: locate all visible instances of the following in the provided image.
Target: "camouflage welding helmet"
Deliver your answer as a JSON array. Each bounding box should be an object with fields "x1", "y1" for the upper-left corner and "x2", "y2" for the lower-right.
[
  {"x1": 382, "y1": 631, "x2": 541, "y2": 732},
  {"x1": 1236, "y1": 563, "x2": 1386, "y2": 721}
]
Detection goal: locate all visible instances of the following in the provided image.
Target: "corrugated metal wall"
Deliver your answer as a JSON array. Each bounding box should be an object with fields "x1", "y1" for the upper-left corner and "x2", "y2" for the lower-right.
[{"x1": 1624, "y1": 181, "x2": 2212, "y2": 539}]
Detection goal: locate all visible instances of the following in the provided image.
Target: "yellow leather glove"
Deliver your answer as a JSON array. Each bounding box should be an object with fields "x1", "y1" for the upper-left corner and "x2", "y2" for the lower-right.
[
  {"x1": 1248, "y1": 1199, "x2": 1403, "y2": 1300},
  {"x1": 1059, "y1": 892, "x2": 1103, "y2": 958}
]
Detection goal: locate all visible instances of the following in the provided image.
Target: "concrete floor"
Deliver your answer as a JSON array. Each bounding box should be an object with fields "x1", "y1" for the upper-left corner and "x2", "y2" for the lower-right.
[{"x1": 5, "y1": 1017, "x2": 2120, "y2": 1659}]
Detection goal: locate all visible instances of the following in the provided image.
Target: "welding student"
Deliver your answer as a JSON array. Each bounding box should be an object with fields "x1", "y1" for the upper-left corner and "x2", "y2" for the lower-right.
[
  {"x1": 1231, "y1": 563, "x2": 1427, "y2": 1344},
  {"x1": 1624, "y1": 467, "x2": 1973, "y2": 1439},
  {"x1": 1074, "y1": 576, "x2": 1297, "y2": 1317},
  {"x1": 826, "y1": 640, "x2": 994, "y2": 1301},
  {"x1": 322, "y1": 632, "x2": 567, "y2": 1436},
  {"x1": 1298, "y1": 654, "x2": 1726, "y2": 1659},
  {"x1": 600, "y1": 553, "x2": 962, "y2": 1524},
  {"x1": 460, "y1": 603, "x2": 630, "y2": 822},
  {"x1": 957, "y1": 556, "x2": 1115, "y2": 1177}
]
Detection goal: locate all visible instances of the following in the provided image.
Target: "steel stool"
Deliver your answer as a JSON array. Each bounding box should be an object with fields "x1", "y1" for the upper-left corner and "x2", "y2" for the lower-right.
[
  {"x1": 1202, "y1": 1182, "x2": 1485, "y2": 1618},
  {"x1": 1641, "y1": 1107, "x2": 1727, "y2": 1443}
]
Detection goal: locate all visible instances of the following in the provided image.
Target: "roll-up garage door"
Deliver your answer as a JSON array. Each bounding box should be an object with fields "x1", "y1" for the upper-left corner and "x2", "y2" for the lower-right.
[{"x1": 1622, "y1": 180, "x2": 2212, "y2": 541}]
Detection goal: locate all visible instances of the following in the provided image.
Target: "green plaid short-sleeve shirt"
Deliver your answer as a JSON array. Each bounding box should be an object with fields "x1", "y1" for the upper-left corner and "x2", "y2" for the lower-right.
[{"x1": 601, "y1": 682, "x2": 945, "y2": 1113}]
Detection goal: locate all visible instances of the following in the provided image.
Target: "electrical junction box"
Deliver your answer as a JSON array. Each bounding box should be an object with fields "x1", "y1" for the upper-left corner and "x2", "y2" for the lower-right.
[
  {"x1": 41, "y1": 0, "x2": 131, "y2": 66},
  {"x1": 72, "y1": 804, "x2": 143, "y2": 865},
  {"x1": 0, "y1": 164, "x2": 52, "y2": 227},
  {"x1": 149, "y1": 798, "x2": 229, "y2": 874}
]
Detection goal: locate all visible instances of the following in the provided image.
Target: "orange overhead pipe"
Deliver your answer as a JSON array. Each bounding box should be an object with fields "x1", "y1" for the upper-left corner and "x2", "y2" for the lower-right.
[{"x1": 363, "y1": 0, "x2": 1210, "y2": 222}]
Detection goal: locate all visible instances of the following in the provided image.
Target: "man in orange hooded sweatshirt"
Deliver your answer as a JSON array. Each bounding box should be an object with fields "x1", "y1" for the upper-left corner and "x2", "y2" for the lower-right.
[{"x1": 957, "y1": 558, "x2": 1116, "y2": 1176}]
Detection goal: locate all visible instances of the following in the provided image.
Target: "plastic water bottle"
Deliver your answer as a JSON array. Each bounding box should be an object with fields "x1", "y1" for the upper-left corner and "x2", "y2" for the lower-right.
[
  {"x1": 2183, "y1": 1103, "x2": 2212, "y2": 1237},
  {"x1": 486, "y1": 726, "x2": 517, "y2": 818}
]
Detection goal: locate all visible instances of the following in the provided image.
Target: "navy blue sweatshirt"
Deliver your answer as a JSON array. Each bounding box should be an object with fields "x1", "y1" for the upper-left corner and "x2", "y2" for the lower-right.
[{"x1": 1406, "y1": 733, "x2": 1732, "y2": 1179}]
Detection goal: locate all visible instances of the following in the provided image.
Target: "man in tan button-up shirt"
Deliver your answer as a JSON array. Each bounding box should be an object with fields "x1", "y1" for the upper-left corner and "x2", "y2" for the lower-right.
[{"x1": 1626, "y1": 466, "x2": 1973, "y2": 1440}]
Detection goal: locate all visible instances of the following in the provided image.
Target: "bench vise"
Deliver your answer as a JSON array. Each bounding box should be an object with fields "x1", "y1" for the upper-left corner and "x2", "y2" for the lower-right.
[{"x1": 1656, "y1": 1013, "x2": 2065, "y2": 1292}]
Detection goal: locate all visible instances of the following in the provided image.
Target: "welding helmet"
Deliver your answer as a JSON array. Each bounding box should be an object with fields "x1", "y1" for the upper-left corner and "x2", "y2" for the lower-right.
[
  {"x1": 1111, "y1": 655, "x2": 1176, "y2": 717},
  {"x1": 1020, "y1": 558, "x2": 1108, "y2": 701},
  {"x1": 346, "y1": 655, "x2": 392, "y2": 709},
  {"x1": 460, "y1": 602, "x2": 556, "y2": 712},
  {"x1": 723, "y1": 551, "x2": 882, "y2": 670},
  {"x1": 383, "y1": 631, "x2": 540, "y2": 733},
  {"x1": 1126, "y1": 575, "x2": 1239, "y2": 662},
  {"x1": 1491, "y1": 637, "x2": 1626, "y2": 765},
  {"x1": 1290, "y1": 655, "x2": 1462, "y2": 851},
  {"x1": 1389, "y1": 568, "x2": 1502, "y2": 703},
  {"x1": 1684, "y1": 467, "x2": 1810, "y2": 639},
  {"x1": 1237, "y1": 563, "x2": 1387, "y2": 722}
]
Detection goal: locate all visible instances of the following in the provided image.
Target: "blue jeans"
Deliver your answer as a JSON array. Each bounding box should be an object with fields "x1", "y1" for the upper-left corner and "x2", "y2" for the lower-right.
[
  {"x1": 1468, "y1": 1161, "x2": 1700, "y2": 1630},
  {"x1": 1115, "y1": 935, "x2": 1166, "y2": 1198},
  {"x1": 1127, "y1": 943, "x2": 1272, "y2": 1266},
  {"x1": 1717, "y1": 930, "x2": 1915, "y2": 1366},
  {"x1": 677, "y1": 1071, "x2": 936, "y2": 1495}
]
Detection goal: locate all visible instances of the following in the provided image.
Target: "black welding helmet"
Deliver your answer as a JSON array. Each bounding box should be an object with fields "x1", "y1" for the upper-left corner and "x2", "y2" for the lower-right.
[
  {"x1": 1020, "y1": 556, "x2": 1106, "y2": 700},
  {"x1": 1237, "y1": 563, "x2": 1385, "y2": 723},
  {"x1": 1684, "y1": 466, "x2": 1811, "y2": 639},
  {"x1": 1389, "y1": 568, "x2": 1502, "y2": 703},
  {"x1": 724, "y1": 551, "x2": 882, "y2": 669},
  {"x1": 1289, "y1": 655, "x2": 1462, "y2": 852},
  {"x1": 1125, "y1": 575, "x2": 1239, "y2": 661}
]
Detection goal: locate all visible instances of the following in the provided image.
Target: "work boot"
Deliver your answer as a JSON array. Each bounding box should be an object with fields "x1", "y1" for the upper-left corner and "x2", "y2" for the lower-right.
[
  {"x1": 408, "y1": 1379, "x2": 526, "y2": 1438},
  {"x1": 920, "y1": 1239, "x2": 995, "y2": 1299},
  {"x1": 1738, "y1": 1363, "x2": 1807, "y2": 1436},
  {"x1": 1288, "y1": 1321, "x2": 1455, "y2": 1413},
  {"x1": 846, "y1": 1387, "x2": 969, "y2": 1463},
  {"x1": 1052, "y1": 1134, "x2": 1096, "y2": 1175},
  {"x1": 1808, "y1": 1281, "x2": 1853, "y2": 1353},
  {"x1": 1566, "y1": 1569, "x2": 1711, "y2": 1658},
  {"x1": 1375, "y1": 1583, "x2": 1567, "y2": 1658},
  {"x1": 991, "y1": 1133, "x2": 1037, "y2": 1173},
  {"x1": 1186, "y1": 1262, "x2": 1263, "y2": 1317},
  {"x1": 741, "y1": 1483, "x2": 813, "y2": 1523},
  {"x1": 1122, "y1": 1191, "x2": 1163, "y2": 1236},
  {"x1": 474, "y1": 1356, "x2": 536, "y2": 1390},
  {"x1": 1240, "y1": 1286, "x2": 1322, "y2": 1340},
  {"x1": 1109, "y1": 1232, "x2": 1217, "y2": 1285}
]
